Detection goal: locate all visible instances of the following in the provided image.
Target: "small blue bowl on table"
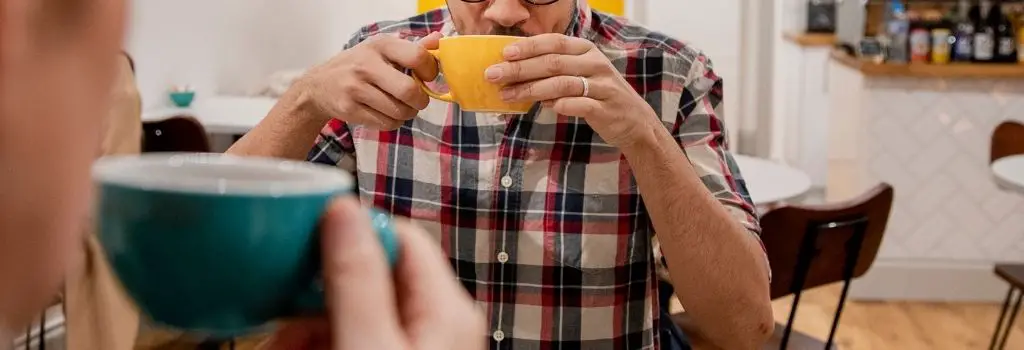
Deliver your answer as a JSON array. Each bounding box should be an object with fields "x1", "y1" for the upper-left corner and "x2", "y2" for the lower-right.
[{"x1": 170, "y1": 91, "x2": 195, "y2": 108}]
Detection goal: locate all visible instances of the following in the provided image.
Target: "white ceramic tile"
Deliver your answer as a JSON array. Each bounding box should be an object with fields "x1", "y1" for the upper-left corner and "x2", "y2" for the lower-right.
[{"x1": 845, "y1": 79, "x2": 1024, "y2": 262}]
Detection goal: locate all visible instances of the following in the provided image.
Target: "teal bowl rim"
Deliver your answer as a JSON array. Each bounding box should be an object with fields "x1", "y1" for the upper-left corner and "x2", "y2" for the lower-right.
[{"x1": 93, "y1": 153, "x2": 353, "y2": 197}]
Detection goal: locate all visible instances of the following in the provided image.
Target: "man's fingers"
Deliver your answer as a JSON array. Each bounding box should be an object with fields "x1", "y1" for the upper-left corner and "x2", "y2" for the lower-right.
[
  {"x1": 355, "y1": 104, "x2": 405, "y2": 130},
  {"x1": 503, "y1": 33, "x2": 592, "y2": 60},
  {"x1": 374, "y1": 35, "x2": 439, "y2": 82},
  {"x1": 486, "y1": 54, "x2": 600, "y2": 84},
  {"x1": 501, "y1": 76, "x2": 600, "y2": 103},
  {"x1": 545, "y1": 96, "x2": 603, "y2": 118},
  {"x1": 393, "y1": 220, "x2": 485, "y2": 349},
  {"x1": 320, "y1": 198, "x2": 405, "y2": 349},
  {"x1": 352, "y1": 82, "x2": 418, "y2": 122},
  {"x1": 370, "y1": 64, "x2": 431, "y2": 111}
]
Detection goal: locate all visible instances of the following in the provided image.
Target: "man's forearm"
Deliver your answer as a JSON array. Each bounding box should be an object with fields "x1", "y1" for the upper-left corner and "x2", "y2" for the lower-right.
[
  {"x1": 226, "y1": 88, "x2": 327, "y2": 160},
  {"x1": 620, "y1": 122, "x2": 773, "y2": 348}
]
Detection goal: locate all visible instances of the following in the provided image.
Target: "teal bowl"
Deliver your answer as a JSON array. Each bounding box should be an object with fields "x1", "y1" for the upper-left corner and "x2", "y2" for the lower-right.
[
  {"x1": 92, "y1": 153, "x2": 397, "y2": 338},
  {"x1": 169, "y1": 92, "x2": 195, "y2": 107}
]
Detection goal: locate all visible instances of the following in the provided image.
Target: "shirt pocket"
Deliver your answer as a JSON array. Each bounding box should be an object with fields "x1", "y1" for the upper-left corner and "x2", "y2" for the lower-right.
[{"x1": 534, "y1": 141, "x2": 649, "y2": 273}]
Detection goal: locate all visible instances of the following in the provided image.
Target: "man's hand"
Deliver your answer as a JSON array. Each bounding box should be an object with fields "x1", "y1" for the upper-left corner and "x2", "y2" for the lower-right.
[
  {"x1": 486, "y1": 33, "x2": 657, "y2": 148},
  {"x1": 291, "y1": 32, "x2": 442, "y2": 130},
  {"x1": 263, "y1": 198, "x2": 486, "y2": 350}
]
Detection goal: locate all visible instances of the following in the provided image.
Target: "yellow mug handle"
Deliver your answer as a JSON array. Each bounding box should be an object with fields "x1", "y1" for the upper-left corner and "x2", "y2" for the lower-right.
[{"x1": 413, "y1": 49, "x2": 455, "y2": 103}]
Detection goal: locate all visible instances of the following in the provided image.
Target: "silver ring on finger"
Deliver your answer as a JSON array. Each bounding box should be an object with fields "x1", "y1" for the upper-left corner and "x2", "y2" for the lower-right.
[{"x1": 577, "y1": 76, "x2": 590, "y2": 98}]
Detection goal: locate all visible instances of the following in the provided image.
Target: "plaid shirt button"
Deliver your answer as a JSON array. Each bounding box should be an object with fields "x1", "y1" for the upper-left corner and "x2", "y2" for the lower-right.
[
  {"x1": 500, "y1": 175, "x2": 513, "y2": 188},
  {"x1": 497, "y1": 251, "x2": 509, "y2": 263},
  {"x1": 492, "y1": 330, "x2": 505, "y2": 342}
]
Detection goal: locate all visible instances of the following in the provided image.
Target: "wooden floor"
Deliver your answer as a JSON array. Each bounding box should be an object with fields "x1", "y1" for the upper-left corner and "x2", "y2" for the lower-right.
[
  {"x1": 769, "y1": 284, "x2": 1024, "y2": 349},
  {"x1": 670, "y1": 283, "x2": 1024, "y2": 349},
  {"x1": 139, "y1": 283, "x2": 1024, "y2": 350}
]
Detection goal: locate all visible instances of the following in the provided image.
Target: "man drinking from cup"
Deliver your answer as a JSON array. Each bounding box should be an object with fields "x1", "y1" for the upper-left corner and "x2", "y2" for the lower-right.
[{"x1": 229, "y1": 0, "x2": 774, "y2": 348}]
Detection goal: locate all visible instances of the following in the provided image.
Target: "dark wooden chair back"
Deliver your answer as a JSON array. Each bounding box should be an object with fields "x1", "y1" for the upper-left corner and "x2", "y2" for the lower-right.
[
  {"x1": 761, "y1": 183, "x2": 894, "y2": 300},
  {"x1": 142, "y1": 116, "x2": 211, "y2": 153},
  {"x1": 992, "y1": 121, "x2": 1024, "y2": 163},
  {"x1": 760, "y1": 183, "x2": 894, "y2": 349}
]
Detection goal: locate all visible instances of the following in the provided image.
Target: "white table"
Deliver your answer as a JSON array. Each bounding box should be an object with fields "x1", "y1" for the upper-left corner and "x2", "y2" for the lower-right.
[
  {"x1": 142, "y1": 96, "x2": 277, "y2": 135},
  {"x1": 734, "y1": 155, "x2": 812, "y2": 206},
  {"x1": 992, "y1": 155, "x2": 1024, "y2": 193}
]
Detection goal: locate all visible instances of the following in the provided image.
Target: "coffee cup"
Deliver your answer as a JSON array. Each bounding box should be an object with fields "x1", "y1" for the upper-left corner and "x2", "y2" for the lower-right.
[
  {"x1": 415, "y1": 35, "x2": 534, "y2": 114},
  {"x1": 92, "y1": 153, "x2": 397, "y2": 338}
]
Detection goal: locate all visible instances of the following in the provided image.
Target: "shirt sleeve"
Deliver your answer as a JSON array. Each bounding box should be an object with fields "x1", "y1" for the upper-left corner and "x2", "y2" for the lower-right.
[
  {"x1": 307, "y1": 118, "x2": 357, "y2": 174},
  {"x1": 653, "y1": 51, "x2": 767, "y2": 282},
  {"x1": 671, "y1": 54, "x2": 761, "y2": 237}
]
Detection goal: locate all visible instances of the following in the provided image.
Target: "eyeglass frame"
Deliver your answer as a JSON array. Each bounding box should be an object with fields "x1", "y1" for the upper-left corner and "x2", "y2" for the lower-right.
[{"x1": 459, "y1": 0, "x2": 561, "y2": 6}]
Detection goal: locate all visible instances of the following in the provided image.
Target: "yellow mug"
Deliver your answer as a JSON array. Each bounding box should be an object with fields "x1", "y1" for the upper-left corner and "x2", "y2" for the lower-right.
[{"x1": 415, "y1": 35, "x2": 534, "y2": 114}]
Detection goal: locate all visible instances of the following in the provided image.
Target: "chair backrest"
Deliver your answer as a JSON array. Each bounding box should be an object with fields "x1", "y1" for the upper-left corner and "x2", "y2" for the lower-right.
[
  {"x1": 992, "y1": 121, "x2": 1024, "y2": 163},
  {"x1": 760, "y1": 184, "x2": 894, "y2": 300},
  {"x1": 142, "y1": 116, "x2": 211, "y2": 153}
]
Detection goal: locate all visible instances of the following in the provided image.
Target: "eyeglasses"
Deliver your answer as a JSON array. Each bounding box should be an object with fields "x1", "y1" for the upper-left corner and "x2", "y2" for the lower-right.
[{"x1": 461, "y1": 0, "x2": 561, "y2": 5}]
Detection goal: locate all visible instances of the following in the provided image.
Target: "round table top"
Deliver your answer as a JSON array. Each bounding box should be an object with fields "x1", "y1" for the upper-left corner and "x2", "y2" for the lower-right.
[
  {"x1": 142, "y1": 96, "x2": 277, "y2": 134},
  {"x1": 733, "y1": 155, "x2": 813, "y2": 206},
  {"x1": 992, "y1": 155, "x2": 1024, "y2": 193}
]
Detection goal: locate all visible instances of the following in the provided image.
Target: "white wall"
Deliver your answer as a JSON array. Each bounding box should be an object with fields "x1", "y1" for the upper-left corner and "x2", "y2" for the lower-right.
[
  {"x1": 642, "y1": 1, "x2": 743, "y2": 148},
  {"x1": 128, "y1": 0, "x2": 745, "y2": 144},
  {"x1": 128, "y1": 0, "x2": 412, "y2": 109}
]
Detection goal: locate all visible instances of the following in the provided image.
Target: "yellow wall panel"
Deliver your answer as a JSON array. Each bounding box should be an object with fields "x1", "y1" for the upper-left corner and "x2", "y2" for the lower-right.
[
  {"x1": 417, "y1": 0, "x2": 624, "y2": 16},
  {"x1": 418, "y1": 0, "x2": 446, "y2": 13},
  {"x1": 588, "y1": 0, "x2": 624, "y2": 15}
]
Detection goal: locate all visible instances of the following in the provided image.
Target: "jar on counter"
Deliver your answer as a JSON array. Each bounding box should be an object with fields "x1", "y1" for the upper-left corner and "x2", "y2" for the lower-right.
[
  {"x1": 1018, "y1": 20, "x2": 1024, "y2": 63},
  {"x1": 910, "y1": 26, "x2": 932, "y2": 63},
  {"x1": 932, "y1": 28, "x2": 952, "y2": 64}
]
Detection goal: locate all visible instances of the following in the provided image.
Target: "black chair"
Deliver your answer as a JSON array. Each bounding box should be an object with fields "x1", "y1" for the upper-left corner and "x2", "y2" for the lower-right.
[
  {"x1": 142, "y1": 115, "x2": 212, "y2": 153},
  {"x1": 988, "y1": 121, "x2": 1024, "y2": 350},
  {"x1": 761, "y1": 183, "x2": 894, "y2": 349}
]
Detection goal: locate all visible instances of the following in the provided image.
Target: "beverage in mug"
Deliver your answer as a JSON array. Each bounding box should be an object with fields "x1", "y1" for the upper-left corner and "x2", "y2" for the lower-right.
[
  {"x1": 415, "y1": 35, "x2": 534, "y2": 114},
  {"x1": 92, "y1": 153, "x2": 397, "y2": 338}
]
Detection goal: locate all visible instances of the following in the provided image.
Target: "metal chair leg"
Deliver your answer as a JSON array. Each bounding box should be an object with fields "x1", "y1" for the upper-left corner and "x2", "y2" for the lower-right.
[
  {"x1": 996, "y1": 290, "x2": 1024, "y2": 350},
  {"x1": 990, "y1": 288, "x2": 1015, "y2": 350},
  {"x1": 780, "y1": 287, "x2": 804, "y2": 350}
]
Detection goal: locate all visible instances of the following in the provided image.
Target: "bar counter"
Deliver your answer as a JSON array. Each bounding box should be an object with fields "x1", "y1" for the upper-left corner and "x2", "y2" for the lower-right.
[{"x1": 831, "y1": 51, "x2": 1024, "y2": 79}]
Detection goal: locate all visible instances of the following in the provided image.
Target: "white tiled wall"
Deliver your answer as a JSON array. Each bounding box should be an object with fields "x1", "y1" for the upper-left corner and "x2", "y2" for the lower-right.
[
  {"x1": 827, "y1": 62, "x2": 1024, "y2": 301},
  {"x1": 861, "y1": 77, "x2": 1024, "y2": 262}
]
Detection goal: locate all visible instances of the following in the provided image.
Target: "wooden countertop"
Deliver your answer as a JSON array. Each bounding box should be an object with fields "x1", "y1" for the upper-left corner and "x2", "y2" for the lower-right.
[
  {"x1": 783, "y1": 32, "x2": 836, "y2": 47},
  {"x1": 831, "y1": 50, "x2": 1024, "y2": 79}
]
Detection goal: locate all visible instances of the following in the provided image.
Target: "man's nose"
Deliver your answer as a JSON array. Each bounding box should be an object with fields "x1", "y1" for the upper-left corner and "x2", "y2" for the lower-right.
[{"x1": 482, "y1": 0, "x2": 530, "y2": 28}]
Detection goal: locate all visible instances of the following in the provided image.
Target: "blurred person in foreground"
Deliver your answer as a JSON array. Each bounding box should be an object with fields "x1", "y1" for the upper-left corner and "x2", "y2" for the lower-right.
[
  {"x1": 0, "y1": 1, "x2": 483, "y2": 349},
  {"x1": 229, "y1": 0, "x2": 773, "y2": 349}
]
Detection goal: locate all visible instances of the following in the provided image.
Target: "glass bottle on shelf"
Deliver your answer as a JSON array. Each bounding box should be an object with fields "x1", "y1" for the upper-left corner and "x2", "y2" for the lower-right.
[
  {"x1": 953, "y1": 0, "x2": 978, "y2": 62},
  {"x1": 885, "y1": 0, "x2": 910, "y2": 63},
  {"x1": 975, "y1": 0, "x2": 996, "y2": 62},
  {"x1": 992, "y1": 0, "x2": 1018, "y2": 62}
]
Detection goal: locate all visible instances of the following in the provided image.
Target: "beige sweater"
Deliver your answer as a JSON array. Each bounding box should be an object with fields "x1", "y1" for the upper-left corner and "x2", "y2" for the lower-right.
[
  {"x1": 63, "y1": 54, "x2": 141, "y2": 350},
  {"x1": 63, "y1": 54, "x2": 271, "y2": 350}
]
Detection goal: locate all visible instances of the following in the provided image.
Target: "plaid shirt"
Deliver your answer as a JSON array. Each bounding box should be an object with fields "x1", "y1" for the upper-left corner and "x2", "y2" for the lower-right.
[{"x1": 308, "y1": 2, "x2": 761, "y2": 349}]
